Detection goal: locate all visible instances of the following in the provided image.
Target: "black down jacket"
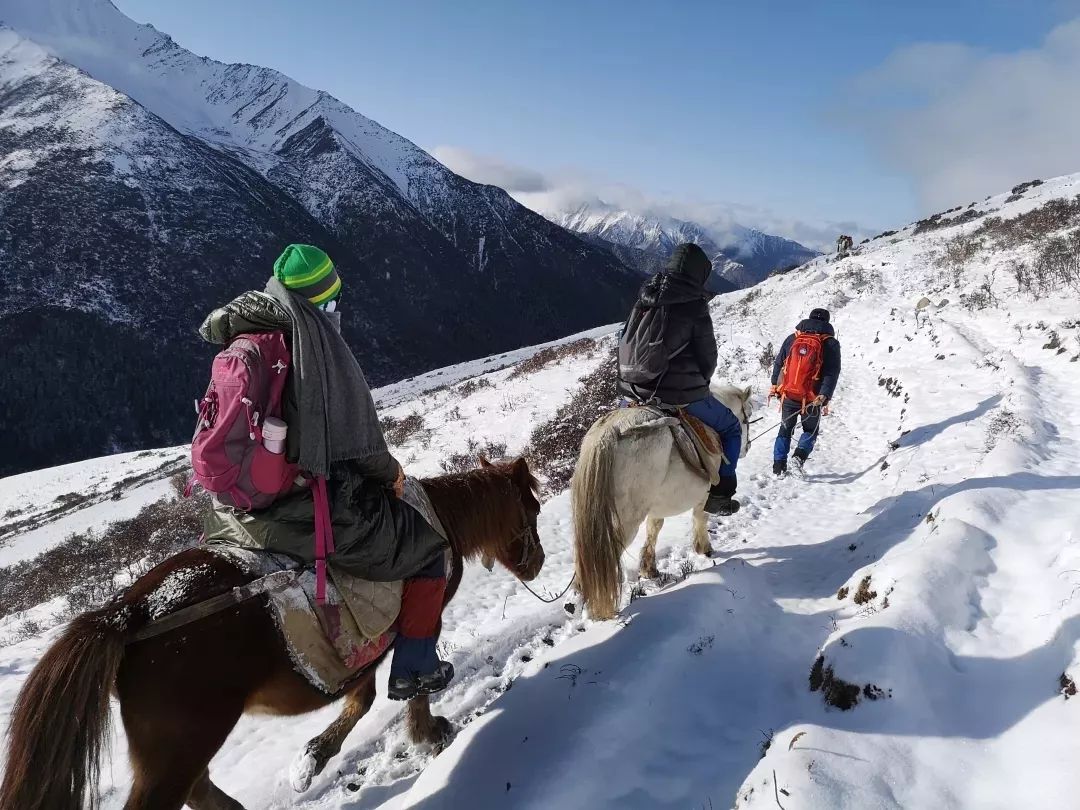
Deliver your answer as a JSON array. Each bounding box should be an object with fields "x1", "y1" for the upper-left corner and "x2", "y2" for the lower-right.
[{"x1": 617, "y1": 243, "x2": 718, "y2": 406}]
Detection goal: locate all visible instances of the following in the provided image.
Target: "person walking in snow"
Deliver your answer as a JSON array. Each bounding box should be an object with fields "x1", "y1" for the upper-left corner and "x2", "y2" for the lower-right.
[
  {"x1": 199, "y1": 244, "x2": 454, "y2": 701},
  {"x1": 617, "y1": 243, "x2": 744, "y2": 515},
  {"x1": 769, "y1": 307, "x2": 841, "y2": 475}
]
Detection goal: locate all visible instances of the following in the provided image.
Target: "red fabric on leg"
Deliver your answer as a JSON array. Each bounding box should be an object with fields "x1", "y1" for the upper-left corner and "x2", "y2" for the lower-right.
[{"x1": 398, "y1": 576, "x2": 446, "y2": 638}]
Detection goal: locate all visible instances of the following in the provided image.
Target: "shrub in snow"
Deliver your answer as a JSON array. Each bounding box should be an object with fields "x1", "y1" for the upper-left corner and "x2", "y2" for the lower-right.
[{"x1": 526, "y1": 353, "x2": 617, "y2": 497}]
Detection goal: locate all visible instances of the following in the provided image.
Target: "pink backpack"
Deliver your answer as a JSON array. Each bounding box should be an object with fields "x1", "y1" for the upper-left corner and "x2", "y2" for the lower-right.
[{"x1": 188, "y1": 331, "x2": 300, "y2": 510}]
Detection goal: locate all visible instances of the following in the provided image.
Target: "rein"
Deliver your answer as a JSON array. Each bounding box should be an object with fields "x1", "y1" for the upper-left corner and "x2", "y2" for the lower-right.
[
  {"x1": 508, "y1": 508, "x2": 577, "y2": 604},
  {"x1": 518, "y1": 572, "x2": 577, "y2": 604}
]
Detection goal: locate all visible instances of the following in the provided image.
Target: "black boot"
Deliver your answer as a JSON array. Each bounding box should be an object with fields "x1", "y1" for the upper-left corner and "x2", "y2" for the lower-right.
[
  {"x1": 387, "y1": 674, "x2": 421, "y2": 701},
  {"x1": 792, "y1": 449, "x2": 809, "y2": 470},
  {"x1": 388, "y1": 661, "x2": 455, "y2": 701},
  {"x1": 417, "y1": 661, "x2": 455, "y2": 695},
  {"x1": 773, "y1": 459, "x2": 788, "y2": 476},
  {"x1": 704, "y1": 488, "x2": 740, "y2": 516}
]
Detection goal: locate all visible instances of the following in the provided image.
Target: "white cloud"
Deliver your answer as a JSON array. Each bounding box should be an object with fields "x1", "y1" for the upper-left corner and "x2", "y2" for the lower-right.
[
  {"x1": 430, "y1": 146, "x2": 551, "y2": 193},
  {"x1": 432, "y1": 145, "x2": 867, "y2": 252},
  {"x1": 846, "y1": 18, "x2": 1080, "y2": 212}
]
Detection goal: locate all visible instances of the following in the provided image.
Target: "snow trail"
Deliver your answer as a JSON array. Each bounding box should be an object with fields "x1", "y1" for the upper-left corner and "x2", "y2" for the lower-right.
[{"x1": 3, "y1": 175, "x2": 1080, "y2": 808}]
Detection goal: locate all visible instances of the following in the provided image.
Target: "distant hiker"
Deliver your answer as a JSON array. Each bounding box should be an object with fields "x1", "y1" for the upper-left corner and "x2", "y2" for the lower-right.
[
  {"x1": 617, "y1": 243, "x2": 744, "y2": 515},
  {"x1": 769, "y1": 307, "x2": 841, "y2": 475},
  {"x1": 197, "y1": 244, "x2": 453, "y2": 700},
  {"x1": 836, "y1": 234, "x2": 853, "y2": 257}
]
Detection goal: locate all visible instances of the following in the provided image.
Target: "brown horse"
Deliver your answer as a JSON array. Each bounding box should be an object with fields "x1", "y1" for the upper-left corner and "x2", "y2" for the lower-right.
[{"x1": 0, "y1": 458, "x2": 545, "y2": 810}]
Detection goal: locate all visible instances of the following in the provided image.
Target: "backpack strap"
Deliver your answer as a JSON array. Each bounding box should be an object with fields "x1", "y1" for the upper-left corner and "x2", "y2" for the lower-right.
[{"x1": 312, "y1": 475, "x2": 336, "y2": 605}]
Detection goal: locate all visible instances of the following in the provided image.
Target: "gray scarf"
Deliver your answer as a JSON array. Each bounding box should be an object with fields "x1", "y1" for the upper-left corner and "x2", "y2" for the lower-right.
[{"x1": 263, "y1": 278, "x2": 386, "y2": 476}]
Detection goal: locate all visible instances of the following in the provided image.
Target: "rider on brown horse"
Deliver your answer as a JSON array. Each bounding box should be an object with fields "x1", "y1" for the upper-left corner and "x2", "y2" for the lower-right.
[{"x1": 199, "y1": 244, "x2": 453, "y2": 700}]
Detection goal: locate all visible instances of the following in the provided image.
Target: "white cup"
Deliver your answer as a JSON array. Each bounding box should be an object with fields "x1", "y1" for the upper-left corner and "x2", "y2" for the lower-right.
[{"x1": 262, "y1": 417, "x2": 288, "y2": 454}]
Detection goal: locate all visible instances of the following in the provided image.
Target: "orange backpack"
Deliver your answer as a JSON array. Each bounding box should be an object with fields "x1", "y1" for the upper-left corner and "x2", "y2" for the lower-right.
[{"x1": 777, "y1": 331, "x2": 827, "y2": 405}]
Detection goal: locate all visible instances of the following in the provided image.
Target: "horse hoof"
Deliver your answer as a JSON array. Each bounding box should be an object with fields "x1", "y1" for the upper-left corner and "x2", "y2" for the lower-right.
[
  {"x1": 426, "y1": 715, "x2": 456, "y2": 751},
  {"x1": 289, "y1": 748, "x2": 320, "y2": 793}
]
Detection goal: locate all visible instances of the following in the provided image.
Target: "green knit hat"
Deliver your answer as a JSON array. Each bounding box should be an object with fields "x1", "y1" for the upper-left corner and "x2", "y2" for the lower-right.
[{"x1": 273, "y1": 244, "x2": 341, "y2": 306}]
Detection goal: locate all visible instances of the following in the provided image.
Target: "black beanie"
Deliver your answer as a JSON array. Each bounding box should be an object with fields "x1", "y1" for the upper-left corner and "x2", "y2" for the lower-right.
[{"x1": 809, "y1": 308, "x2": 831, "y2": 323}]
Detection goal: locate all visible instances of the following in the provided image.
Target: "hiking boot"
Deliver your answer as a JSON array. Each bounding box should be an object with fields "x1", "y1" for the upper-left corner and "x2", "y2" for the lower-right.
[
  {"x1": 387, "y1": 675, "x2": 420, "y2": 702},
  {"x1": 773, "y1": 460, "x2": 787, "y2": 476},
  {"x1": 792, "y1": 449, "x2": 809, "y2": 470},
  {"x1": 387, "y1": 661, "x2": 454, "y2": 701},
  {"x1": 417, "y1": 661, "x2": 455, "y2": 696},
  {"x1": 704, "y1": 491, "x2": 740, "y2": 516}
]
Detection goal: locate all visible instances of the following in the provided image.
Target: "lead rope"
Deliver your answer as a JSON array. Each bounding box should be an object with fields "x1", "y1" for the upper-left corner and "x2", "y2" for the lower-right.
[
  {"x1": 313, "y1": 475, "x2": 335, "y2": 605},
  {"x1": 519, "y1": 574, "x2": 577, "y2": 604}
]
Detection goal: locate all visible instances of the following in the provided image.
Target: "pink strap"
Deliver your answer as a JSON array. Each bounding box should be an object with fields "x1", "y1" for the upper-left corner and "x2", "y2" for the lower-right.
[{"x1": 313, "y1": 476, "x2": 335, "y2": 605}]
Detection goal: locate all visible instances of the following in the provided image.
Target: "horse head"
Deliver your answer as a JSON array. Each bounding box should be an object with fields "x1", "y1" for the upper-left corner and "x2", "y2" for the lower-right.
[
  {"x1": 477, "y1": 456, "x2": 545, "y2": 581},
  {"x1": 710, "y1": 381, "x2": 754, "y2": 458},
  {"x1": 426, "y1": 457, "x2": 546, "y2": 582}
]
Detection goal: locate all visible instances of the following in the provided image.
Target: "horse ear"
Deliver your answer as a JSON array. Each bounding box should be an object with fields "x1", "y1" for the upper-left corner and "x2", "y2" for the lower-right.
[
  {"x1": 743, "y1": 385, "x2": 752, "y2": 400},
  {"x1": 478, "y1": 456, "x2": 493, "y2": 468},
  {"x1": 511, "y1": 457, "x2": 540, "y2": 506}
]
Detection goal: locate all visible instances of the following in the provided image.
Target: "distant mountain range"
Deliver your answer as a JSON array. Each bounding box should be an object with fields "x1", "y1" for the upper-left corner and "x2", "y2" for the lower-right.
[
  {"x1": 0, "y1": 0, "x2": 642, "y2": 475},
  {"x1": 552, "y1": 203, "x2": 820, "y2": 290}
]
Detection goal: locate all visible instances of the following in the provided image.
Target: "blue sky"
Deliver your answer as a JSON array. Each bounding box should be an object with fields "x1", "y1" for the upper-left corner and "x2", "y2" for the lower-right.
[{"x1": 116, "y1": 0, "x2": 1080, "y2": 245}]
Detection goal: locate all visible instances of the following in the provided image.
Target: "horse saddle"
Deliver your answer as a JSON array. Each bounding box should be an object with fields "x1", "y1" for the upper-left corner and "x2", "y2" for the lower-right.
[
  {"x1": 206, "y1": 477, "x2": 449, "y2": 696},
  {"x1": 615, "y1": 405, "x2": 725, "y2": 486}
]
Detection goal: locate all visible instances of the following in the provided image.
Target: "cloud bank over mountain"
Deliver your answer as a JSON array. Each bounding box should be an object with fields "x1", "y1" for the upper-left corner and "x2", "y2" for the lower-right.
[{"x1": 432, "y1": 145, "x2": 869, "y2": 252}]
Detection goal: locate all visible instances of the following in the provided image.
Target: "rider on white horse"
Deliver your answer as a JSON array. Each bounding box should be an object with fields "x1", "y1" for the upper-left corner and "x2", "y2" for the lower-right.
[{"x1": 616, "y1": 243, "x2": 744, "y2": 516}]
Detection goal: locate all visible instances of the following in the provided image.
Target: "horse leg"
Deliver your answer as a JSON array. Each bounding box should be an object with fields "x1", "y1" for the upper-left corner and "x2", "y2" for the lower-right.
[
  {"x1": 122, "y1": 697, "x2": 244, "y2": 810},
  {"x1": 639, "y1": 516, "x2": 663, "y2": 579},
  {"x1": 692, "y1": 502, "x2": 712, "y2": 556},
  {"x1": 187, "y1": 770, "x2": 247, "y2": 810},
  {"x1": 407, "y1": 693, "x2": 454, "y2": 748},
  {"x1": 290, "y1": 673, "x2": 377, "y2": 793}
]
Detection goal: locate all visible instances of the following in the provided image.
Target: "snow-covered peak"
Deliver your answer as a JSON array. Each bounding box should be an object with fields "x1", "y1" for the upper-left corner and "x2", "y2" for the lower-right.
[
  {"x1": 553, "y1": 200, "x2": 819, "y2": 287},
  {"x1": 1, "y1": 0, "x2": 444, "y2": 197}
]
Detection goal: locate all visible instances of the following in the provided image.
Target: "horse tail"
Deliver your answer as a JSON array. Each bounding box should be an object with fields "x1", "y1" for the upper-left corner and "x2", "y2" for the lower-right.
[
  {"x1": 0, "y1": 606, "x2": 126, "y2": 810},
  {"x1": 572, "y1": 415, "x2": 625, "y2": 620}
]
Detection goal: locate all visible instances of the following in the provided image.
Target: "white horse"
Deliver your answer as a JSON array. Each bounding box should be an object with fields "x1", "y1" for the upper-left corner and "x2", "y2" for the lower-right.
[{"x1": 571, "y1": 383, "x2": 753, "y2": 620}]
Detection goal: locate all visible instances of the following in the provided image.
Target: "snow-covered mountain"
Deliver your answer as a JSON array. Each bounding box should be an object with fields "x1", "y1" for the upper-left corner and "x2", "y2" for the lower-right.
[
  {"x1": 0, "y1": 0, "x2": 640, "y2": 476},
  {"x1": 554, "y1": 202, "x2": 820, "y2": 289},
  {"x1": 3, "y1": 169, "x2": 1080, "y2": 808}
]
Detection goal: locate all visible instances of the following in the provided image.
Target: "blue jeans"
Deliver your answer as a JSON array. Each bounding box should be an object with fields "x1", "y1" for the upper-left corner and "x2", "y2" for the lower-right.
[
  {"x1": 774, "y1": 399, "x2": 821, "y2": 460},
  {"x1": 685, "y1": 395, "x2": 743, "y2": 494}
]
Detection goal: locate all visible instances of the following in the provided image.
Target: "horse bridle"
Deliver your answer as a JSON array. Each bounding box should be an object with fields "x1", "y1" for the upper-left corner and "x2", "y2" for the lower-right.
[
  {"x1": 511, "y1": 504, "x2": 540, "y2": 571},
  {"x1": 739, "y1": 401, "x2": 754, "y2": 452}
]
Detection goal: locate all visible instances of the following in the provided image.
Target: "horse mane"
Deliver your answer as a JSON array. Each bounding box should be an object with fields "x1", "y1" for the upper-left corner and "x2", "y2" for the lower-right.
[
  {"x1": 421, "y1": 460, "x2": 539, "y2": 561},
  {"x1": 710, "y1": 381, "x2": 749, "y2": 401}
]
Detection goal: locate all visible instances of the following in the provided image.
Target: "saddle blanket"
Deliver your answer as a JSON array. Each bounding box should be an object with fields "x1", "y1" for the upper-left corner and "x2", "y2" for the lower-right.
[
  {"x1": 206, "y1": 477, "x2": 449, "y2": 696},
  {"x1": 614, "y1": 405, "x2": 725, "y2": 486}
]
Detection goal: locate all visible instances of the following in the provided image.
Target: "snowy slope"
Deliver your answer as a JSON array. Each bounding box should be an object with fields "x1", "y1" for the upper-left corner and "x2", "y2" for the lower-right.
[
  {"x1": 554, "y1": 201, "x2": 819, "y2": 288},
  {"x1": 3, "y1": 171, "x2": 1080, "y2": 808}
]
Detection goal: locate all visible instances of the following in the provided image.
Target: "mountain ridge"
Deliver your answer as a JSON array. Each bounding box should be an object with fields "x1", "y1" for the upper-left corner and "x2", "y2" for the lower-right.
[
  {"x1": 0, "y1": 1, "x2": 641, "y2": 475},
  {"x1": 552, "y1": 201, "x2": 820, "y2": 288}
]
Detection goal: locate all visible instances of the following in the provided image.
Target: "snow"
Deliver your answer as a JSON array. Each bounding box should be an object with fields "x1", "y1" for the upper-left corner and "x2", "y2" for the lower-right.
[
  {"x1": 552, "y1": 200, "x2": 818, "y2": 286},
  {"x1": 3, "y1": 169, "x2": 1080, "y2": 808},
  {"x1": 0, "y1": 446, "x2": 187, "y2": 568},
  {"x1": 1, "y1": 0, "x2": 464, "y2": 212}
]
